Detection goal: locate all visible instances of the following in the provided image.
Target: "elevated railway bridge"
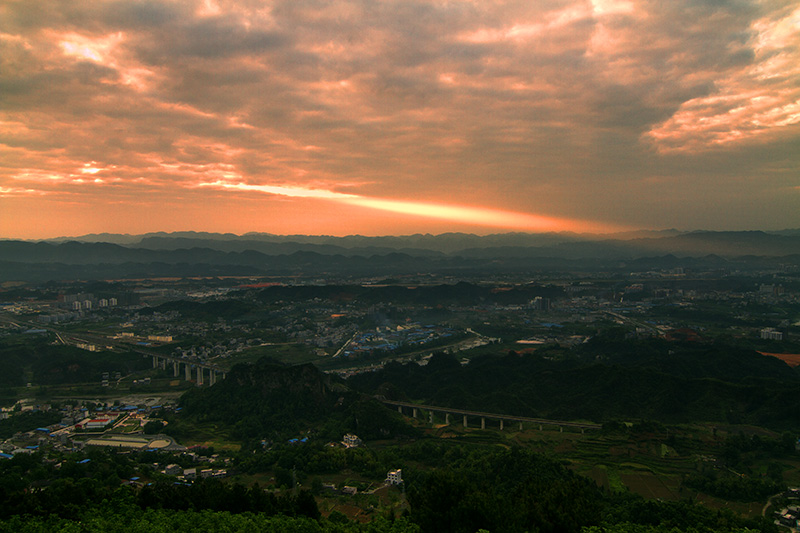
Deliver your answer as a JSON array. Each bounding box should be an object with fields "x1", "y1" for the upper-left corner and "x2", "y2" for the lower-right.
[{"x1": 378, "y1": 399, "x2": 602, "y2": 433}]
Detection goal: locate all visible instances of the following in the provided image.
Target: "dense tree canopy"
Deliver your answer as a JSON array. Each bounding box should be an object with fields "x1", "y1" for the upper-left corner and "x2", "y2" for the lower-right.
[{"x1": 350, "y1": 338, "x2": 800, "y2": 429}]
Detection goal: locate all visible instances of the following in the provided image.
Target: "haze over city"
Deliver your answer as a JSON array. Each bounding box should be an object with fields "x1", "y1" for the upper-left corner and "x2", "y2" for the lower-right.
[{"x1": 1, "y1": 0, "x2": 798, "y2": 239}]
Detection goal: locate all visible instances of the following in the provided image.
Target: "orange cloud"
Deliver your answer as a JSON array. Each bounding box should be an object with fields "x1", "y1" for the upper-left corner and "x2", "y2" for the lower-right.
[
  {"x1": 1, "y1": 0, "x2": 798, "y2": 237},
  {"x1": 55, "y1": 30, "x2": 159, "y2": 91},
  {"x1": 646, "y1": 5, "x2": 800, "y2": 151},
  {"x1": 0, "y1": 185, "x2": 46, "y2": 197}
]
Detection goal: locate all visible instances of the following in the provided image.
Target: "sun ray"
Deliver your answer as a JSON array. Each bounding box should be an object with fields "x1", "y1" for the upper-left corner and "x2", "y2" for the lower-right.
[{"x1": 198, "y1": 180, "x2": 621, "y2": 233}]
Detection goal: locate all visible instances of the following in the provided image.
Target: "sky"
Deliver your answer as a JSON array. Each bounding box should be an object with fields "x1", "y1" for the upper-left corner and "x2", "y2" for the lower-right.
[{"x1": 1, "y1": 0, "x2": 798, "y2": 239}]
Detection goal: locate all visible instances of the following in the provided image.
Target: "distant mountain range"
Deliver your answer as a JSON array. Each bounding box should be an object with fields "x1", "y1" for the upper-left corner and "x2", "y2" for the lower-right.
[
  {"x1": 20, "y1": 229, "x2": 800, "y2": 256},
  {"x1": 1, "y1": 230, "x2": 799, "y2": 281},
  {"x1": 32, "y1": 229, "x2": 682, "y2": 254}
]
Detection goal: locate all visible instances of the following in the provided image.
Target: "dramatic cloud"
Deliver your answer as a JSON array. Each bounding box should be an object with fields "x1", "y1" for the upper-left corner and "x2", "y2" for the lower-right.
[
  {"x1": 0, "y1": 0, "x2": 797, "y2": 238},
  {"x1": 646, "y1": 3, "x2": 800, "y2": 151}
]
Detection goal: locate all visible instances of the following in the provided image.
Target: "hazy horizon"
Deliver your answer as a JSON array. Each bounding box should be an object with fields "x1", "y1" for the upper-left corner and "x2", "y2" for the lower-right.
[{"x1": 6, "y1": 226, "x2": 800, "y2": 243}]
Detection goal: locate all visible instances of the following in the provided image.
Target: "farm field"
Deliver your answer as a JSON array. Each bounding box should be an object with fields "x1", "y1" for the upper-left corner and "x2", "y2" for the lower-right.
[
  {"x1": 620, "y1": 471, "x2": 681, "y2": 500},
  {"x1": 415, "y1": 416, "x2": 798, "y2": 518}
]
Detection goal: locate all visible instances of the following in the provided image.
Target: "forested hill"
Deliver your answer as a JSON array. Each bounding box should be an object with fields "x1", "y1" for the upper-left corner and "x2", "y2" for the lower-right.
[
  {"x1": 177, "y1": 358, "x2": 414, "y2": 444},
  {"x1": 348, "y1": 339, "x2": 800, "y2": 429},
  {"x1": 0, "y1": 336, "x2": 150, "y2": 395}
]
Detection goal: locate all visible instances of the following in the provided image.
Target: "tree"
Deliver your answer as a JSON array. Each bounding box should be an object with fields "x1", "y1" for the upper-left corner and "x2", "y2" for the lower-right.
[{"x1": 143, "y1": 420, "x2": 165, "y2": 434}]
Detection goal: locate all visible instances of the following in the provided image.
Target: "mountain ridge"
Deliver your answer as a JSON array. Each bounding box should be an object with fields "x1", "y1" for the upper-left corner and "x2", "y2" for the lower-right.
[
  {"x1": 3, "y1": 230, "x2": 800, "y2": 280},
  {"x1": 9, "y1": 229, "x2": 800, "y2": 257}
]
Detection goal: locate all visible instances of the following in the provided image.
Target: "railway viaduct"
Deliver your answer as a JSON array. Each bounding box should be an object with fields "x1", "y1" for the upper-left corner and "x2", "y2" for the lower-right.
[{"x1": 379, "y1": 399, "x2": 602, "y2": 433}]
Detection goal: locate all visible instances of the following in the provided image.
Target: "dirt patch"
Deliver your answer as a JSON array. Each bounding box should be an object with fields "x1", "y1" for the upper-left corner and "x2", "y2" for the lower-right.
[
  {"x1": 609, "y1": 445, "x2": 633, "y2": 457},
  {"x1": 759, "y1": 352, "x2": 800, "y2": 368},
  {"x1": 620, "y1": 472, "x2": 679, "y2": 500},
  {"x1": 555, "y1": 440, "x2": 576, "y2": 453},
  {"x1": 324, "y1": 503, "x2": 370, "y2": 523}
]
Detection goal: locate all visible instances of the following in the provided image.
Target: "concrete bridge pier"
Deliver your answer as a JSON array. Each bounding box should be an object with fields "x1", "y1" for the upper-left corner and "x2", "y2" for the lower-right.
[
  {"x1": 559, "y1": 426, "x2": 563, "y2": 433},
  {"x1": 152, "y1": 356, "x2": 158, "y2": 368},
  {"x1": 463, "y1": 415, "x2": 468, "y2": 428},
  {"x1": 481, "y1": 417, "x2": 486, "y2": 430},
  {"x1": 185, "y1": 364, "x2": 191, "y2": 381},
  {"x1": 412, "y1": 408, "x2": 418, "y2": 419},
  {"x1": 209, "y1": 371, "x2": 216, "y2": 386},
  {"x1": 196, "y1": 366, "x2": 204, "y2": 386},
  {"x1": 429, "y1": 411, "x2": 434, "y2": 424},
  {"x1": 445, "y1": 413, "x2": 450, "y2": 425},
  {"x1": 539, "y1": 424, "x2": 543, "y2": 431},
  {"x1": 398, "y1": 405, "x2": 403, "y2": 415},
  {"x1": 500, "y1": 420, "x2": 504, "y2": 431},
  {"x1": 173, "y1": 362, "x2": 179, "y2": 377}
]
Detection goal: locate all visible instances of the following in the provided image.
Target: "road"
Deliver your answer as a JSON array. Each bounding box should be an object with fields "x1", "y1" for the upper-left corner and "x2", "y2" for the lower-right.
[
  {"x1": 763, "y1": 492, "x2": 783, "y2": 517},
  {"x1": 333, "y1": 331, "x2": 359, "y2": 358}
]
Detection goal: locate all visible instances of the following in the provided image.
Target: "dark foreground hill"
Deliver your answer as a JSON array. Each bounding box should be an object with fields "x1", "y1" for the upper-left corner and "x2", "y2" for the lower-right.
[{"x1": 177, "y1": 358, "x2": 415, "y2": 444}]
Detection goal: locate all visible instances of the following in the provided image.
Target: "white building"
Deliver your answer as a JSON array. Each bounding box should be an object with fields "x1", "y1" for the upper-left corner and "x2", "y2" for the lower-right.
[
  {"x1": 342, "y1": 433, "x2": 362, "y2": 448},
  {"x1": 164, "y1": 464, "x2": 182, "y2": 475},
  {"x1": 761, "y1": 328, "x2": 783, "y2": 341},
  {"x1": 386, "y1": 469, "x2": 403, "y2": 485},
  {"x1": 84, "y1": 418, "x2": 112, "y2": 430}
]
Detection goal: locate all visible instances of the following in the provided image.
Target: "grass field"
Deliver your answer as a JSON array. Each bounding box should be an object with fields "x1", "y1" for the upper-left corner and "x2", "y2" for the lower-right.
[
  {"x1": 695, "y1": 494, "x2": 764, "y2": 517},
  {"x1": 169, "y1": 420, "x2": 242, "y2": 451},
  {"x1": 108, "y1": 420, "x2": 142, "y2": 434}
]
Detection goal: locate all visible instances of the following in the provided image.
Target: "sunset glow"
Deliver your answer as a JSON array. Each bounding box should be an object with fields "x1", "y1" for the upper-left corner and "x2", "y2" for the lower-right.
[
  {"x1": 0, "y1": 0, "x2": 798, "y2": 239},
  {"x1": 199, "y1": 180, "x2": 612, "y2": 233},
  {"x1": 341, "y1": 198, "x2": 593, "y2": 233}
]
